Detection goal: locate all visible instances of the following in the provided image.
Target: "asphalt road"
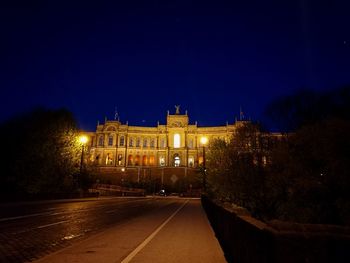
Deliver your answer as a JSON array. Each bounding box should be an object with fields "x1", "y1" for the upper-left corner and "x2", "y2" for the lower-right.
[{"x1": 0, "y1": 197, "x2": 183, "y2": 262}]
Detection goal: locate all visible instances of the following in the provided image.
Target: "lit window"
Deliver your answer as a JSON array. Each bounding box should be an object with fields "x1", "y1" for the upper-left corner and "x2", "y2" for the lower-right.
[
  {"x1": 118, "y1": 154, "x2": 123, "y2": 165},
  {"x1": 160, "y1": 156, "x2": 165, "y2": 166},
  {"x1": 160, "y1": 138, "x2": 165, "y2": 148},
  {"x1": 98, "y1": 135, "x2": 104, "y2": 146},
  {"x1": 263, "y1": 156, "x2": 267, "y2": 166},
  {"x1": 174, "y1": 134, "x2": 180, "y2": 148},
  {"x1": 174, "y1": 155, "x2": 180, "y2": 167},
  {"x1": 198, "y1": 156, "x2": 204, "y2": 165},
  {"x1": 149, "y1": 155, "x2": 155, "y2": 165},
  {"x1": 142, "y1": 155, "x2": 148, "y2": 165},
  {"x1": 120, "y1": 136, "x2": 125, "y2": 146},
  {"x1": 108, "y1": 135, "x2": 113, "y2": 146},
  {"x1": 188, "y1": 157, "x2": 194, "y2": 167},
  {"x1": 106, "y1": 153, "x2": 113, "y2": 165},
  {"x1": 135, "y1": 155, "x2": 140, "y2": 165},
  {"x1": 128, "y1": 155, "x2": 133, "y2": 165},
  {"x1": 188, "y1": 139, "x2": 193, "y2": 148}
]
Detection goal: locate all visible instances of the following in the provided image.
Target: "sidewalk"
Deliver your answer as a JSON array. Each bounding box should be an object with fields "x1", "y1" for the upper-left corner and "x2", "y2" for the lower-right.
[{"x1": 34, "y1": 199, "x2": 226, "y2": 263}]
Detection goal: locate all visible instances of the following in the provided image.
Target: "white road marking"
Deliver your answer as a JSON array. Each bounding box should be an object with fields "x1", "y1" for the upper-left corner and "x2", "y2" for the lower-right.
[
  {"x1": 0, "y1": 198, "x2": 150, "y2": 222},
  {"x1": 0, "y1": 212, "x2": 52, "y2": 222},
  {"x1": 121, "y1": 200, "x2": 189, "y2": 263},
  {"x1": 12, "y1": 220, "x2": 71, "y2": 234},
  {"x1": 36, "y1": 220, "x2": 70, "y2": 229}
]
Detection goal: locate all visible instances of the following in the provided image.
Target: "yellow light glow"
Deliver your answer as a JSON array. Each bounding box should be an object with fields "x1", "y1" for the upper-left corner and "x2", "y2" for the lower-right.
[
  {"x1": 174, "y1": 133, "x2": 180, "y2": 148},
  {"x1": 200, "y1": 136, "x2": 208, "y2": 145},
  {"x1": 79, "y1": 135, "x2": 88, "y2": 145}
]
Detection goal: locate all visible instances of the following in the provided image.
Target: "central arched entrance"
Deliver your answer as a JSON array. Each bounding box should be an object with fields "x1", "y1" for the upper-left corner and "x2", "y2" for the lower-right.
[{"x1": 174, "y1": 153, "x2": 180, "y2": 167}]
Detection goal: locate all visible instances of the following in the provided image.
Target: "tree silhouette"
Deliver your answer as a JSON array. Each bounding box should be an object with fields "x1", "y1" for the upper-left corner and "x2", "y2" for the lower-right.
[
  {"x1": 206, "y1": 87, "x2": 350, "y2": 225},
  {"x1": 0, "y1": 108, "x2": 83, "y2": 199}
]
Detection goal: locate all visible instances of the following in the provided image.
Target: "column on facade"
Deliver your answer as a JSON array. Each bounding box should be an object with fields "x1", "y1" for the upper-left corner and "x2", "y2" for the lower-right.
[
  {"x1": 195, "y1": 134, "x2": 199, "y2": 168},
  {"x1": 166, "y1": 131, "x2": 170, "y2": 167},
  {"x1": 185, "y1": 130, "x2": 188, "y2": 167},
  {"x1": 124, "y1": 133, "x2": 128, "y2": 167},
  {"x1": 114, "y1": 132, "x2": 119, "y2": 167},
  {"x1": 156, "y1": 133, "x2": 159, "y2": 167}
]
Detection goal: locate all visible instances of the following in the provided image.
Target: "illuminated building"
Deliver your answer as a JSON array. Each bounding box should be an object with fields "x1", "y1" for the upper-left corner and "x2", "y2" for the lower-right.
[{"x1": 86, "y1": 107, "x2": 245, "y2": 168}]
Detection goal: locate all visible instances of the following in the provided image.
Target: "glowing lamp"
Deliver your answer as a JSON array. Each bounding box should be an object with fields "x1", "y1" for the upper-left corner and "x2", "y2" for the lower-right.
[
  {"x1": 200, "y1": 136, "x2": 208, "y2": 145},
  {"x1": 79, "y1": 135, "x2": 88, "y2": 145}
]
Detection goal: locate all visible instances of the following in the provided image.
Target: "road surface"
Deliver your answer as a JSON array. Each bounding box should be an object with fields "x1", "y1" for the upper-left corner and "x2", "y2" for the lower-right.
[{"x1": 0, "y1": 197, "x2": 226, "y2": 262}]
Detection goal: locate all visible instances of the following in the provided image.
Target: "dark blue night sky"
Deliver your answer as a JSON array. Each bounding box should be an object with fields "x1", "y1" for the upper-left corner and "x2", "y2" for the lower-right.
[{"x1": 1, "y1": 0, "x2": 349, "y2": 131}]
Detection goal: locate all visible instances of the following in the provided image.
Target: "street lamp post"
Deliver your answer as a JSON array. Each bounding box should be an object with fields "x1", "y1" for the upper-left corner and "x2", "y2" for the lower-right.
[
  {"x1": 200, "y1": 136, "x2": 208, "y2": 191},
  {"x1": 79, "y1": 135, "x2": 88, "y2": 187}
]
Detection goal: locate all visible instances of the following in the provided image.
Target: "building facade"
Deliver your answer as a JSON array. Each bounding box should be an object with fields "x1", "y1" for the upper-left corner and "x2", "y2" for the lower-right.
[{"x1": 86, "y1": 108, "x2": 242, "y2": 168}]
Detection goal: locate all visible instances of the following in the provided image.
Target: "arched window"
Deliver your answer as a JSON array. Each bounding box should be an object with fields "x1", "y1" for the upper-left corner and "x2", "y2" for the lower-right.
[
  {"x1": 136, "y1": 138, "x2": 140, "y2": 147},
  {"x1": 159, "y1": 156, "x2": 165, "y2": 166},
  {"x1": 98, "y1": 135, "x2": 104, "y2": 146},
  {"x1": 108, "y1": 135, "x2": 113, "y2": 146},
  {"x1": 188, "y1": 139, "x2": 193, "y2": 149},
  {"x1": 120, "y1": 136, "x2": 125, "y2": 146},
  {"x1": 188, "y1": 156, "x2": 194, "y2": 167},
  {"x1": 143, "y1": 138, "x2": 148, "y2": 147},
  {"x1": 95, "y1": 154, "x2": 100, "y2": 164},
  {"x1": 135, "y1": 155, "x2": 140, "y2": 166},
  {"x1": 142, "y1": 155, "x2": 148, "y2": 166},
  {"x1": 160, "y1": 138, "x2": 165, "y2": 148},
  {"x1": 149, "y1": 155, "x2": 155, "y2": 165},
  {"x1": 263, "y1": 156, "x2": 267, "y2": 166},
  {"x1": 118, "y1": 154, "x2": 123, "y2": 165},
  {"x1": 129, "y1": 138, "x2": 134, "y2": 147},
  {"x1": 174, "y1": 134, "x2": 180, "y2": 148},
  {"x1": 105, "y1": 153, "x2": 113, "y2": 165},
  {"x1": 174, "y1": 154, "x2": 180, "y2": 167},
  {"x1": 128, "y1": 155, "x2": 133, "y2": 165},
  {"x1": 198, "y1": 156, "x2": 204, "y2": 165},
  {"x1": 150, "y1": 139, "x2": 155, "y2": 148}
]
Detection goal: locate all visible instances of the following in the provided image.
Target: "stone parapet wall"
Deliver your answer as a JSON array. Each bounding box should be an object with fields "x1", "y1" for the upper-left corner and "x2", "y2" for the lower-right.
[{"x1": 201, "y1": 196, "x2": 350, "y2": 263}]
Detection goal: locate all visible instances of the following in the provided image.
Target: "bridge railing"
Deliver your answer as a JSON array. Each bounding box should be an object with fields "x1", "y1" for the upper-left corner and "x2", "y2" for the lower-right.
[
  {"x1": 201, "y1": 195, "x2": 350, "y2": 263},
  {"x1": 91, "y1": 184, "x2": 145, "y2": 196}
]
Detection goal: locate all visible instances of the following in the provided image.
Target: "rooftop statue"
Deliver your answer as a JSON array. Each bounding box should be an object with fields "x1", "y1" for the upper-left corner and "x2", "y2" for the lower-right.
[{"x1": 175, "y1": 105, "x2": 180, "y2": 114}]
